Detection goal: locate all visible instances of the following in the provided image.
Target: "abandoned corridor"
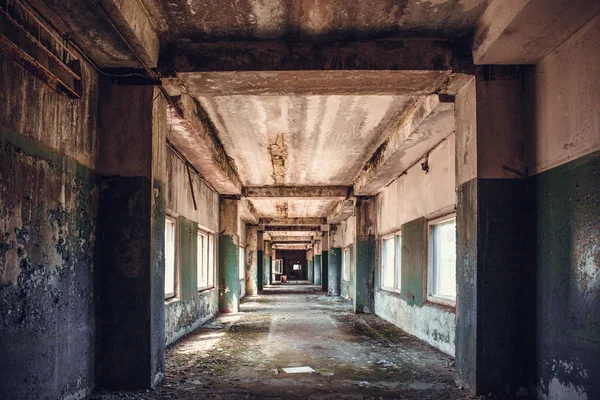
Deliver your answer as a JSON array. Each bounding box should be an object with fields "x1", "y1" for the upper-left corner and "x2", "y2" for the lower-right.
[{"x1": 95, "y1": 284, "x2": 463, "y2": 400}]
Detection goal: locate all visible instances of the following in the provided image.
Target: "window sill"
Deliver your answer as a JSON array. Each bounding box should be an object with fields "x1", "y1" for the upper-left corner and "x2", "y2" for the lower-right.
[
  {"x1": 425, "y1": 297, "x2": 456, "y2": 313},
  {"x1": 165, "y1": 296, "x2": 180, "y2": 305},
  {"x1": 197, "y1": 286, "x2": 215, "y2": 293},
  {"x1": 378, "y1": 287, "x2": 402, "y2": 297}
]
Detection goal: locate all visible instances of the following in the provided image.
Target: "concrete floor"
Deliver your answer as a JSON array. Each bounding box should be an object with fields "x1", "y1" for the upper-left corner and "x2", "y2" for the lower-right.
[{"x1": 94, "y1": 285, "x2": 482, "y2": 399}]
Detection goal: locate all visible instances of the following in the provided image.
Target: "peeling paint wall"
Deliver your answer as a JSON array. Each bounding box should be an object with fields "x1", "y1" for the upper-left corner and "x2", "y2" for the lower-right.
[
  {"x1": 375, "y1": 132, "x2": 456, "y2": 355},
  {"x1": 165, "y1": 149, "x2": 220, "y2": 346},
  {"x1": 531, "y1": 17, "x2": 600, "y2": 399},
  {"x1": 0, "y1": 53, "x2": 99, "y2": 399}
]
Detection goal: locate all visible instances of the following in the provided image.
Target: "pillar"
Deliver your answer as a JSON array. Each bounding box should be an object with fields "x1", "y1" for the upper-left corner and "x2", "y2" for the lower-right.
[
  {"x1": 454, "y1": 67, "x2": 533, "y2": 396},
  {"x1": 354, "y1": 197, "x2": 376, "y2": 313},
  {"x1": 245, "y1": 226, "x2": 258, "y2": 296},
  {"x1": 219, "y1": 198, "x2": 240, "y2": 313},
  {"x1": 97, "y1": 83, "x2": 166, "y2": 389},
  {"x1": 263, "y1": 240, "x2": 272, "y2": 285},
  {"x1": 314, "y1": 240, "x2": 322, "y2": 286},
  {"x1": 307, "y1": 250, "x2": 314, "y2": 282},
  {"x1": 328, "y1": 229, "x2": 341, "y2": 296},
  {"x1": 257, "y1": 231, "x2": 264, "y2": 291},
  {"x1": 321, "y1": 232, "x2": 329, "y2": 292}
]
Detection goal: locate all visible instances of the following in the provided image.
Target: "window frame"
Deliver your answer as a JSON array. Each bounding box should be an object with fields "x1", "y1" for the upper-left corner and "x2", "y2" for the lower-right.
[
  {"x1": 380, "y1": 231, "x2": 402, "y2": 294},
  {"x1": 342, "y1": 246, "x2": 350, "y2": 282},
  {"x1": 426, "y1": 213, "x2": 457, "y2": 307},
  {"x1": 164, "y1": 214, "x2": 178, "y2": 300},
  {"x1": 197, "y1": 229, "x2": 215, "y2": 291}
]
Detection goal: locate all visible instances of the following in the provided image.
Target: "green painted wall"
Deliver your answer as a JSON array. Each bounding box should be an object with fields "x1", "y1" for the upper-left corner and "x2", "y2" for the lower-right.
[
  {"x1": 328, "y1": 247, "x2": 341, "y2": 296},
  {"x1": 355, "y1": 237, "x2": 375, "y2": 313},
  {"x1": 314, "y1": 254, "x2": 322, "y2": 285},
  {"x1": 218, "y1": 235, "x2": 239, "y2": 313}
]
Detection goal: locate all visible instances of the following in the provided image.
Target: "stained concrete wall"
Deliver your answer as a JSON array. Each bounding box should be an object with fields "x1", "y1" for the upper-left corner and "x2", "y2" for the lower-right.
[
  {"x1": 0, "y1": 53, "x2": 100, "y2": 399},
  {"x1": 164, "y1": 149, "x2": 219, "y2": 346},
  {"x1": 375, "y1": 133, "x2": 456, "y2": 356},
  {"x1": 529, "y1": 15, "x2": 600, "y2": 400}
]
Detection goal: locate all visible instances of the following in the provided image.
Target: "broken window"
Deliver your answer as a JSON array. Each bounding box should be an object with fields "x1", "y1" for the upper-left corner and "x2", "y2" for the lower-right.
[
  {"x1": 165, "y1": 216, "x2": 177, "y2": 299},
  {"x1": 198, "y1": 230, "x2": 215, "y2": 290},
  {"x1": 427, "y1": 215, "x2": 457, "y2": 305},
  {"x1": 381, "y1": 232, "x2": 401, "y2": 293},
  {"x1": 342, "y1": 247, "x2": 350, "y2": 282}
]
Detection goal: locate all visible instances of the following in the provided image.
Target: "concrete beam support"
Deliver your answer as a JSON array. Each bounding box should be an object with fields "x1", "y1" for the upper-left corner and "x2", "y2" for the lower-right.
[
  {"x1": 307, "y1": 251, "x2": 314, "y2": 283},
  {"x1": 244, "y1": 186, "x2": 350, "y2": 199},
  {"x1": 218, "y1": 198, "x2": 240, "y2": 313},
  {"x1": 354, "y1": 198, "x2": 377, "y2": 313},
  {"x1": 245, "y1": 226, "x2": 259, "y2": 296},
  {"x1": 454, "y1": 67, "x2": 533, "y2": 396},
  {"x1": 321, "y1": 233, "x2": 330, "y2": 293},
  {"x1": 257, "y1": 231, "x2": 264, "y2": 291},
  {"x1": 174, "y1": 40, "x2": 465, "y2": 73},
  {"x1": 240, "y1": 198, "x2": 260, "y2": 225},
  {"x1": 314, "y1": 241, "x2": 322, "y2": 286},
  {"x1": 168, "y1": 94, "x2": 242, "y2": 195},
  {"x1": 30, "y1": 0, "x2": 160, "y2": 68},
  {"x1": 354, "y1": 95, "x2": 454, "y2": 195},
  {"x1": 473, "y1": 0, "x2": 600, "y2": 64},
  {"x1": 259, "y1": 218, "x2": 326, "y2": 226},
  {"x1": 327, "y1": 200, "x2": 355, "y2": 224},
  {"x1": 97, "y1": 82, "x2": 167, "y2": 389},
  {"x1": 263, "y1": 240, "x2": 272, "y2": 286}
]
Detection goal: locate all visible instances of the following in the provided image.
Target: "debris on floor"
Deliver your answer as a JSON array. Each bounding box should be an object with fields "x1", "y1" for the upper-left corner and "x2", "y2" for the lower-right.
[{"x1": 282, "y1": 366, "x2": 315, "y2": 374}]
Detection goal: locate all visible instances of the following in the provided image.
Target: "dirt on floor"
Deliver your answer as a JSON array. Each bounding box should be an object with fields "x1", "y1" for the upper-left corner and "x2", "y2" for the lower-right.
[{"x1": 93, "y1": 285, "x2": 493, "y2": 399}]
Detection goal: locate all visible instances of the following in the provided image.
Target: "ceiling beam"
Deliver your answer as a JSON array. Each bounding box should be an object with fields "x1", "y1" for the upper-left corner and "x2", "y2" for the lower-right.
[
  {"x1": 168, "y1": 94, "x2": 242, "y2": 195},
  {"x1": 353, "y1": 95, "x2": 454, "y2": 195},
  {"x1": 264, "y1": 226, "x2": 321, "y2": 232},
  {"x1": 178, "y1": 70, "x2": 451, "y2": 96},
  {"x1": 29, "y1": 0, "x2": 160, "y2": 68},
  {"x1": 239, "y1": 198, "x2": 260, "y2": 225},
  {"x1": 259, "y1": 218, "x2": 326, "y2": 226},
  {"x1": 272, "y1": 240, "x2": 312, "y2": 245},
  {"x1": 243, "y1": 186, "x2": 350, "y2": 199},
  {"x1": 270, "y1": 236, "x2": 314, "y2": 242},
  {"x1": 473, "y1": 0, "x2": 599, "y2": 64},
  {"x1": 173, "y1": 40, "x2": 466, "y2": 73},
  {"x1": 327, "y1": 200, "x2": 355, "y2": 224}
]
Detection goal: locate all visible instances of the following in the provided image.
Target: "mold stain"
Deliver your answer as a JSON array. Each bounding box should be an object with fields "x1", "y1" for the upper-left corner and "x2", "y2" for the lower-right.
[{"x1": 268, "y1": 132, "x2": 287, "y2": 185}]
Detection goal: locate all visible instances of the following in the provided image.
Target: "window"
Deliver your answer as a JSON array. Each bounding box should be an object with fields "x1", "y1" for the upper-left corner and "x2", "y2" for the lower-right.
[
  {"x1": 380, "y1": 232, "x2": 402, "y2": 293},
  {"x1": 164, "y1": 216, "x2": 177, "y2": 299},
  {"x1": 342, "y1": 247, "x2": 350, "y2": 282},
  {"x1": 273, "y1": 259, "x2": 283, "y2": 274},
  {"x1": 197, "y1": 230, "x2": 215, "y2": 290},
  {"x1": 239, "y1": 246, "x2": 245, "y2": 280},
  {"x1": 427, "y1": 215, "x2": 457, "y2": 305}
]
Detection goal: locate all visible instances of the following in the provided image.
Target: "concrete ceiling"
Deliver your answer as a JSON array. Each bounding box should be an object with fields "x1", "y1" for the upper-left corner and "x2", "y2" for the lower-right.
[
  {"x1": 159, "y1": 0, "x2": 490, "y2": 43},
  {"x1": 199, "y1": 95, "x2": 414, "y2": 186}
]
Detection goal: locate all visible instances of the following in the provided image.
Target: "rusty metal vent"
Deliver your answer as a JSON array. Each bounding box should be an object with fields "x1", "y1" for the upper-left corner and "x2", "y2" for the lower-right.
[{"x1": 0, "y1": 0, "x2": 82, "y2": 98}]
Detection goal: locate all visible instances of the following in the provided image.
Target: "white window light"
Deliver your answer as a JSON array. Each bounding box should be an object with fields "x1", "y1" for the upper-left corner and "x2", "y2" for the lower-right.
[
  {"x1": 342, "y1": 247, "x2": 350, "y2": 282},
  {"x1": 380, "y1": 232, "x2": 402, "y2": 293},
  {"x1": 164, "y1": 216, "x2": 177, "y2": 299},
  {"x1": 427, "y1": 215, "x2": 457, "y2": 305},
  {"x1": 239, "y1": 246, "x2": 245, "y2": 280}
]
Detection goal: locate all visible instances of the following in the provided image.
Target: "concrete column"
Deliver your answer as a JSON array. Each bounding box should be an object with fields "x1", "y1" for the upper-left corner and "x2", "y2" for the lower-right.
[
  {"x1": 313, "y1": 240, "x2": 322, "y2": 285},
  {"x1": 454, "y1": 68, "x2": 533, "y2": 396},
  {"x1": 257, "y1": 231, "x2": 264, "y2": 291},
  {"x1": 354, "y1": 197, "x2": 376, "y2": 313},
  {"x1": 306, "y1": 250, "x2": 314, "y2": 282},
  {"x1": 218, "y1": 198, "x2": 240, "y2": 313},
  {"x1": 328, "y1": 229, "x2": 341, "y2": 296},
  {"x1": 263, "y1": 240, "x2": 272, "y2": 285},
  {"x1": 321, "y1": 232, "x2": 330, "y2": 292},
  {"x1": 97, "y1": 83, "x2": 167, "y2": 389},
  {"x1": 245, "y1": 225, "x2": 258, "y2": 296}
]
